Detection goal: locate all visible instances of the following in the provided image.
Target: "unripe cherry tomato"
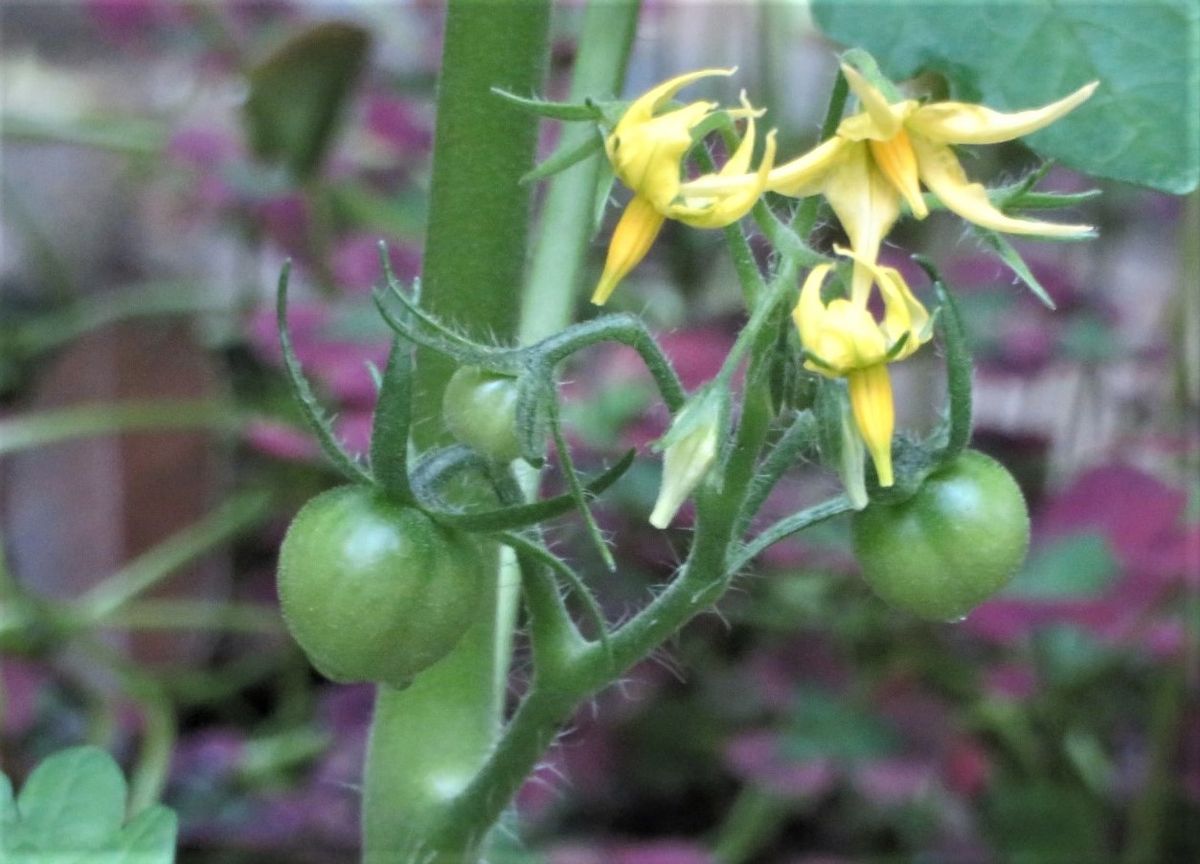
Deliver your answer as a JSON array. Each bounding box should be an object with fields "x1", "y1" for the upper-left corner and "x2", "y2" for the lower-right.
[
  {"x1": 851, "y1": 450, "x2": 1030, "y2": 621},
  {"x1": 442, "y1": 366, "x2": 522, "y2": 463},
  {"x1": 277, "y1": 485, "x2": 484, "y2": 687}
]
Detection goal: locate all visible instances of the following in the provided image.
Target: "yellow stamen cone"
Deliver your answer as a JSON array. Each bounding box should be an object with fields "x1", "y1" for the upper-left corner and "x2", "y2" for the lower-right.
[
  {"x1": 592, "y1": 196, "x2": 666, "y2": 305},
  {"x1": 847, "y1": 364, "x2": 896, "y2": 487},
  {"x1": 869, "y1": 127, "x2": 927, "y2": 218}
]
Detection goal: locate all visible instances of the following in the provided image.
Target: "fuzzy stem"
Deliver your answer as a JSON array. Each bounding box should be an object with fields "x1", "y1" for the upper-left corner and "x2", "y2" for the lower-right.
[{"x1": 361, "y1": 1, "x2": 550, "y2": 860}]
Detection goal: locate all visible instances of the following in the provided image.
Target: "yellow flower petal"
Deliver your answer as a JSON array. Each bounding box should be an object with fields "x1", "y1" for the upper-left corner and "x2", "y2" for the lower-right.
[
  {"x1": 592, "y1": 195, "x2": 666, "y2": 305},
  {"x1": 911, "y1": 135, "x2": 1093, "y2": 237},
  {"x1": 837, "y1": 100, "x2": 920, "y2": 143},
  {"x1": 794, "y1": 265, "x2": 889, "y2": 374},
  {"x1": 831, "y1": 244, "x2": 932, "y2": 360},
  {"x1": 719, "y1": 92, "x2": 760, "y2": 176},
  {"x1": 907, "y1": 81, "x2": 1098, "y2": 145},
  {"x1": 840, "y1": 64, "x2": 904, "y2": 139},
  {"x1": 609, "y1": 100, "x2": 715, "y2": 208},
  {"x1": 847, "y1": 364, "x2": 895, "y2": 487},
  {"x1": 616, "y1": 68, "x2": 737, "y2": 130},
  {"x1": 764, "y1": 135, "x2": 848, "y2": 197},
  {"x1": 670, "y1": 129, "x2": 777, "y2": 228},
  {"x1": 822, "y1": 143, "x2": 901, "y2": 301}
]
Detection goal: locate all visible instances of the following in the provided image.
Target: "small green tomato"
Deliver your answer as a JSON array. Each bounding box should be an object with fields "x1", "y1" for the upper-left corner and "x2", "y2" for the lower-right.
[
  {"x1": 851, "y1": 450, "x2": 1030, "y2": 621},
  {"x1": 442, "y1": 366, "x2": 522, "y2": 463},
  {"x1": 277, "y1": 485, "x2": 484, "y2": 687}
]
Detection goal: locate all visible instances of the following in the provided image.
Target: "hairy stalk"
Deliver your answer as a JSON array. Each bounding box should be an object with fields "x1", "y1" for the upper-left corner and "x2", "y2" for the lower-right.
[{"x1": 361, "y1": 0, "x2": 550, "y2": 860}]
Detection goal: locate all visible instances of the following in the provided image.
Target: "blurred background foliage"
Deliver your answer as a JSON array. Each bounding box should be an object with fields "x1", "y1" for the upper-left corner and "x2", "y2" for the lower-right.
[{"x1": 1, "y1": 2, "x2": 1197, "y2": 862}]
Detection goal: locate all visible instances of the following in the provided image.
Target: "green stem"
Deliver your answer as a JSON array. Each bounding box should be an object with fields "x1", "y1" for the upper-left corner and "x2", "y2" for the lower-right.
[
  {"x1": 127, "y1": 691, "x2": 175, "y2": 815},
  {"x1": 362, "y1": 0, "x2": 550, "y2": 860},
  {"x1": 728, "y1": 495, "x2": 853, "y2": 574},
  {"x1": 12, "y1": 281, "x2": 225, "y2": 357},
  {"x1": 792, "y1": 68, "x2": 847, "y2": 237},
  {"x1": 694, "y1": 145, "x2": 765, "y2": 307},
  {"x1": 711, "y1": 258, "x2": 798, "y2": 392},
  {"x1": 1120, "y1": 670, "x2": 1184, "y2": 864},
  {"x1": 91, "y1": 600, "x2": 282, "y2": 634},
  {"x1": 0, "y1": 401, "x2": 242, "y2": 457},
  {"x1": 369, "y1": 336, "x2": 416, "y2": 504},
  {"x1": 734, "y1": 411, "x2": 817, "y2": 537},
  {"x1": 0, "y1": 532, "x2": 18, "y2": 600},
  {"x1": 521, "y1": 0, "x2": 639, "y2": 343},
  {"x1": 76, "y1": 492, "x2": 271, "y2": 620}
]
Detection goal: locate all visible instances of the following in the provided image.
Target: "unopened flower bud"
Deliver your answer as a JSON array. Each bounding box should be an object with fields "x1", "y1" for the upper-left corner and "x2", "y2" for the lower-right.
[{"x1": 649, "y1": 392, "x2": 724, "y2": 529}]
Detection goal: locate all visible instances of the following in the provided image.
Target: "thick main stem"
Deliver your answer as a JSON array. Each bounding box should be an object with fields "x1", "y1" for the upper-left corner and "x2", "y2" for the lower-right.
[{"x1": 361, "y1": 1, "x2": 550, "y2": 861}]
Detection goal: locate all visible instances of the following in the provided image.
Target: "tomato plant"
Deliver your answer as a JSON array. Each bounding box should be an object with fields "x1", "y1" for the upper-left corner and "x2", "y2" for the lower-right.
[
  {"x1": 277, "y1": 485, "x2": 484, "y2": 687},
  {"x1": 851, "y1": 450, "x2": 1030, "y2": 621},
  {"x1": 442, "y1": 366, "x2": 522, "y2": 463}
]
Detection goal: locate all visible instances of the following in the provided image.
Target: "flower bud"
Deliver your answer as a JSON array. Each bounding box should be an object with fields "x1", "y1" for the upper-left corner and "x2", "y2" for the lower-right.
[{"x1": 649, "y1": 391, "x2": 724, "y2": 529}]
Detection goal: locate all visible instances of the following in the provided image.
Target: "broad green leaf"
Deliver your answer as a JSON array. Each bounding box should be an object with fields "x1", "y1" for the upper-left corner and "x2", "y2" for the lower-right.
[
  {"x1": 111, "y1": 806, "x2": 178, "y2": 864},
  {"x1": 812, "y1": 1, "x2": 1200, "y2": 193},
  {"x1": 1, "y1": 747, "x2": 178, "y2": 862},
  {"x1": 1003, "y1": 532, "x2": 1117, "y2": 598},
  {"x1": 243, "y1": 22, "x2": 371, "y2": 181},
  {"x1": 15, "y1": 746, "x2": 125, "y2": 849}
]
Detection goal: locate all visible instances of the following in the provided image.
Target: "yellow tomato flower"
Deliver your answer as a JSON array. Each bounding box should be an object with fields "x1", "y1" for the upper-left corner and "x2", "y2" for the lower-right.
[
  {"x1": 593, "y1": 69, "x2": 777, "y2": 305},
  {"x1": 795, "y1": 247, "x2": 934, "y2": 487},
  {"x1": 686, "y1": 65, "x2": 1097, "y2": 298}
]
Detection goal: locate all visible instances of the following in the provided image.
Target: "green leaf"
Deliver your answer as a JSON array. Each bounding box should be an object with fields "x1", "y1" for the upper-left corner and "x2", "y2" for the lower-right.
[
  {"x1": 112, "y1": 806, "x2": 178, "y2": 864},
  {"x1": 244, "y1": 22, "x2": 371, "y2": 180},
  {"x1": 276, "y1": 262, "x2": 373, "y2": 485},
  {"x1": 812, "y1": 1, "x2": 1200, "y2": 193},
  {"x1": 1, "y1": 746, "x2": 176, "y2": 861},
  {"x1": 15, "y1": 746, "x2": 126, "y2": 849},
  {"x1": 1003, "y1": 532, "x2": 1117, "y2": 599}
]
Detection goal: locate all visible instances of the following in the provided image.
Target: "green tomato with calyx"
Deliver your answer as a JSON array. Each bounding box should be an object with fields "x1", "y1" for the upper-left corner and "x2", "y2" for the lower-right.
[
  {"x1": 278, "y1": 485, "x2": 484, "y2": 687},
  {"x1": 851, "y1": 450, "x2": 1030, "y2": 621},
  {"x1": 442, "y1": 366, "x2": 523, "y2": 463}
]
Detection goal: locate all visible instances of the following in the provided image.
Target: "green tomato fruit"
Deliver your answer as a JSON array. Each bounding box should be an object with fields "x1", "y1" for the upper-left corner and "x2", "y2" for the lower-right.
[
  {"x1": 278, "y1": 485, "x2": 484, "y2": 687},
  {"x1": 851, "y1": 450, "x2": 1030, "y2": 621},
  {"x1": 442, "y1": 366, "x2": 522, "y2": 463}
]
